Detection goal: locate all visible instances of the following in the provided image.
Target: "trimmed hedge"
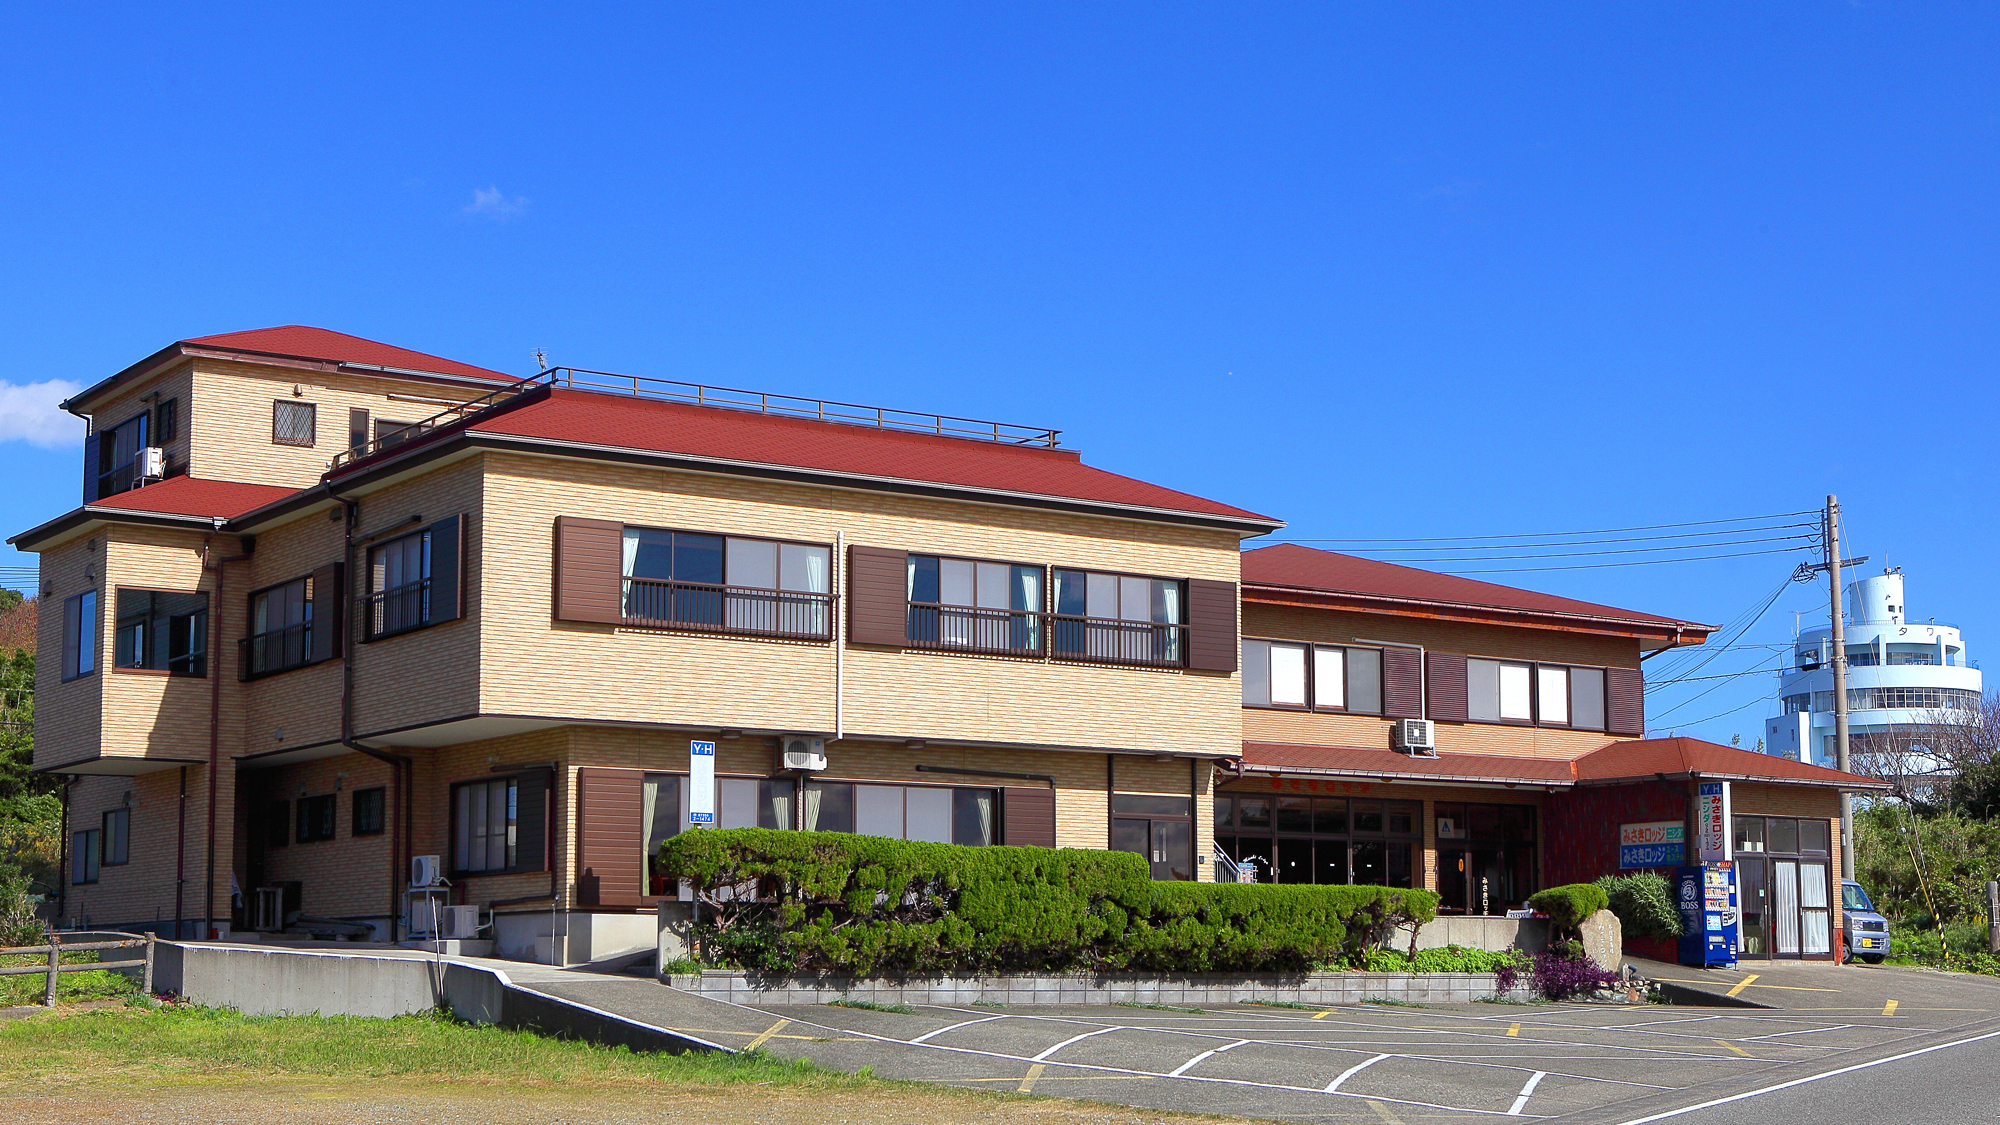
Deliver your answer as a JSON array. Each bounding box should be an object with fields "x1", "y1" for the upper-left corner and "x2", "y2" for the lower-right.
[
  {"x1": 1526, "y1": 883, "x2": 1610, "y2": 931},
  {"x1": 659, "y1": 829, "x2": 1438, "y2": 977},
  {"x1": 1594, "y1": 872, "x2": 1683, "y2": 939}
]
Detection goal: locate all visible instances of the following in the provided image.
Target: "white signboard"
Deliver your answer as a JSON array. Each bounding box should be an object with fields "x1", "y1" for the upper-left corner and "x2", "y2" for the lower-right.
[
  {"x1": 1697, "y1": 780, "x2": 1731, "y2": 862},
  {"x1": 689, "y1": 740, "x2": 716, "y2": 826}
]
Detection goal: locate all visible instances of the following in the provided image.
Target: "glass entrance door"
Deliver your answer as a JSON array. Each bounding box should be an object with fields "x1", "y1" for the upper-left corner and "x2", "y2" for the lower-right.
[
  {"x1": 1800, "y1": 861, "x2": 1832, "y2": 956},
  {"x1": 1737, "y1": 858, "x2": 1769, "y2": 958},
  {"x1": 1773, "y1": 860, "x2": 1801, "y2": 956}
]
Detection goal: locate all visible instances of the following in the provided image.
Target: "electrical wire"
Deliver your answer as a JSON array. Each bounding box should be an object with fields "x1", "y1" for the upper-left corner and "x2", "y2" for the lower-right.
[
  {"x1": 1657, "y1": 692, "x2": 1778, "y2": 732},
  {"x1": 1442, "y1": 546, "x2": 1812, "y2": 574},
  {"x1": 1274, "y1": 522, "x2": 1819, "y2": 552},
  {"x1": 1364, "y1": 533, "x2": 1817, "y2": 565},
  {"x1": 1272, "y1": 510, "x2": 1818, "y2": 544}
]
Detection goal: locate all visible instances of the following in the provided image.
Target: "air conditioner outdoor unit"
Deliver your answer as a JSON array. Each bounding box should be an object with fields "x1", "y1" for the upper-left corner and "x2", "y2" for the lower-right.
[
  {"x1": 410, "y1": 855, "x2": 443, "y2": 888},
  {"x1": 779, "y1": 736, "x2": 827, "y2": 772},
  {"x1": 138, "y1": 447, "x2": 166, "y2": 480},
  {"x1": 1392, "y1": 718, "x2": 1438, "y2": 757},
  {"x1": 439, "y1": 905, "x2": 482, "y2": 940}
]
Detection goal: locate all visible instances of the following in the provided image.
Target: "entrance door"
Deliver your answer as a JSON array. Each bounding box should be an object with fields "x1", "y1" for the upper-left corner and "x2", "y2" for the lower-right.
[
  {"x1": 1471, "y1": 848, "x2": 1506, "y2": 915},
  {"x1": 1773, "y1": 860, "x2": 1801, "y2": 957},
  {"x1": 1737, "y1": 858, "x2": 1769, "y2": 958},
  {"x1": 1439, "y1": 850, "x2": 1469, "y2": 912},
  {"x1": 1800, "y1": 861, "x2": 1832, "y2": 957},
  {"x1": 1114, "y1": 817, "x2": 1193, "y2": 881}
]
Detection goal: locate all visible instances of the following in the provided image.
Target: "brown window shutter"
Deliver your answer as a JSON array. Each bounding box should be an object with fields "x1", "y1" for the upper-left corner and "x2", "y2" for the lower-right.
[
  {"x1": 847, "y1": 545, "x2": 909, "y2": 646},
  {"x1": 308, "y1": 562, "x2": 344, "y2": 664},
  {"x1": 513, "y1": 769, "x2": 552, "y2": 874},
  {"x1": 575, "y1": 767, "x2": 643, "y2": 907},
  {"x1": 1185, "y1": 578, "x2": 1238, "y2": 671},
  {"x1": 428, "y1": 514, "x2": 462, "y2": 623},
  {"x1": 1002, "y1": 787, "x2": 1057, "y2": 848},
  {"x1": 1606, "y1": 666, "x2": 1646, "y2": 735},
  {"x1": 1426, "y1": 652, "x2": 1469, "y2": 722},
  {"x1": 554, "y1": 516, "x2": 625, "y2": 624},
  {"x1": 82, "y1": 433, "x2": 101, "y2": 502},
  {"x1": 1382, "y1": 646, "x2": 1423, "y2": 718}
]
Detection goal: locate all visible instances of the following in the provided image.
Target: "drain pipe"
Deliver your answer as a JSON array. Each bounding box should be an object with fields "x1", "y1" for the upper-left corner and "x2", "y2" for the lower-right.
[
  {"x1": 204, "y1": 525, "x2": 255, "y2": 941},
  {"x1": 172, "y1": 765, "x2": 187, "y2": 939},
  {"x1": 336, "y1": 497, "x2": 416, "y2": 943}
]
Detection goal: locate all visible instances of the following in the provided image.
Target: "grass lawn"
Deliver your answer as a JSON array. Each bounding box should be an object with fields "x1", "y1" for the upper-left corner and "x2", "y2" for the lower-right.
[{"x1": 0, "y1": 1005, "x2": 1239, "y2": 1125}]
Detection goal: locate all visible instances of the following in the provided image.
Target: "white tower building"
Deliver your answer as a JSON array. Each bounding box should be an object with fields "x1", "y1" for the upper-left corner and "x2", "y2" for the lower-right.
[{"x1": 1765, "y1": 568, "x2": 1982, "y2": 767}]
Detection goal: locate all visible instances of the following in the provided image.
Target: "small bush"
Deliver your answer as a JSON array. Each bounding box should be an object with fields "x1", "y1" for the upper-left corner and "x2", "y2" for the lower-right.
[
  {"x1": 1526, "y1": 883, "x2": 1610, "y2": 932},
  {"x1": 1594, "y1": 872, "x2": 1682, "y2": 940},
  {"x1": 1364, "y1": 944, "x2": 1530, "y2": 978}
]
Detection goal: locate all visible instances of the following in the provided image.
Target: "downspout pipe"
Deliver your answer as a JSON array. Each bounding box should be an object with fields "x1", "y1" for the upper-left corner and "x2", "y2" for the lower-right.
[
  {"x1": 336, "y1": 498, "x2": 416, "y2": 942},
  {"x1": 204, "y1": 526, "x2": 254, "y2": 941}
]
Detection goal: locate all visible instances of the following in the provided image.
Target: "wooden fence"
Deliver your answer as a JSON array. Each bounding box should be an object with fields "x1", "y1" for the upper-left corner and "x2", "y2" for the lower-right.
[{"x1": 0, "y1": 930, "x2": 155, "y2": 1006}]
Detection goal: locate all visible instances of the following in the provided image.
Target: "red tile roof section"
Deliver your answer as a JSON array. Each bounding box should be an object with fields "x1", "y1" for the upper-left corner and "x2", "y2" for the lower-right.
[
  {"x1": 1241, "y1": 742, "x2": 1579, "y2": 786},
  {"x1": 90, "y1": 476, "x2": 303, "y2": 520},
  {"x1": 1574, "y1": 737, "x2": 1888, "y2": 789},
  {"x1": 467, "y1": 388, "x2": 1279, "y2": 524},
  {"x1": 1242, "y1": 543, "x2": 1695, "y2": 627},
  {"x1": 187, "y1": 326, "x2": 515, "y2": 382}
]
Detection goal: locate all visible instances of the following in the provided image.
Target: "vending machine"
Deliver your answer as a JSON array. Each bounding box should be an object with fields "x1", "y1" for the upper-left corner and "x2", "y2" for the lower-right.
[{"x1": 1676, "y1": 863, "x2": 1739, "y2": 968}]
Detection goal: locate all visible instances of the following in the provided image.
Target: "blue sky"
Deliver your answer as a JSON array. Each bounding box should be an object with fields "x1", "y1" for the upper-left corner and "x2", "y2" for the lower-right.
[{"x1": 1, "y1": 5, "x2": 1993, "y2": 744}]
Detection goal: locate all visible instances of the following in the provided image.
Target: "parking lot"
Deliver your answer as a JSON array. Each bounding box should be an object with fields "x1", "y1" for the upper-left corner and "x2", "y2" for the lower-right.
[{"x1": 528, "y1": 962, "x2": 2000, "y2": 1123}]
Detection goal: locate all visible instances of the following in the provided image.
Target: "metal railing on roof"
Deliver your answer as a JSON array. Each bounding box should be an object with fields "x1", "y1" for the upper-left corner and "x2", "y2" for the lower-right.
[
  {"x1": 325, "y1": 366, "x2": 1065, "y2": 473},
  {"x1": 548, "y1": 367, "x2": 1063, "y2": 448}
]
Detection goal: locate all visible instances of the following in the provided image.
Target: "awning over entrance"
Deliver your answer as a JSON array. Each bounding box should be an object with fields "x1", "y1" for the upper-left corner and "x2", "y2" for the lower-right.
[
  {"x1": 1240, "y1": 742, "x2": 1576, "y2": 788},
  {"x1": 1238, "y1": 736, "x2": 1889, "y2": 792}
]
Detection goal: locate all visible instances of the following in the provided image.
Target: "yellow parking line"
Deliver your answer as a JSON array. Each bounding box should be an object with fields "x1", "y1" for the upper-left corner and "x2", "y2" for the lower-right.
[
  {"x1": 1367, "y1": 1099, "x2": 1408, "y2": 1124},
  {"x1": 744, "y1": 1019, "x2": 791, "y2": 1050},
  {"x1": 1017, "y1": 1063, "x2": 1046, "y2": 1093},
  {"x1": 1725, "y1": 974, "x2": 1760, "y2": 998},
  {"x1": 1506, "y1": 1022, "x2": 1521, "y2": 1037},
  {"x1": 1716, "y1": 1039, "x2": 1750, "y2": 1057},
  {"x1": 1882, "y1": 999, "x2": 1898, "y2": 1016},
  {"x1": 1312, "y1": 1009, "x2": 1337, "y2": 1020}
]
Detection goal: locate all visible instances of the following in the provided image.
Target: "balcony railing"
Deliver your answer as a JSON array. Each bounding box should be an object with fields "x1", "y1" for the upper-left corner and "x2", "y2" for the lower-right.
[
  {"x1": 622, "y1": 578, "x2": 833, "y2": 640},
  {"x1": 367, "y1": 579, "x2": 431, "y2": 640},
  {"x1": 904, "y1": 604, "x2": 1188, "y2": 668},
  {"x1": 238, "y1": 623, "x2": 313, "y2": 680}
]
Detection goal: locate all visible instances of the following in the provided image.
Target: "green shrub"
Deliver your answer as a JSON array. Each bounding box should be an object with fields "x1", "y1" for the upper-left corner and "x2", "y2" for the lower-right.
[
  {"x1": 1526, "y1": 883, "x2": 1609, "y2": 932},
  {"x1": 1131, "y1": 882, "x2": 1437, "y2": 973},
  {"x1": 660, "y1": 829, "x2": 1438, "y2": 976},
  {"x1": 1593, "y1": 872, "x2": 1682, "y2": 940},
  {"x1": 1365, "y1": 944, "x2": 1529, "y2": 975}
]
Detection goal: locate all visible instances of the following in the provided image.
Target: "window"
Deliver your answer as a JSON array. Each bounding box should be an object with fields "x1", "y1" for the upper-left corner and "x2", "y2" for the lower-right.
[
  {"x1": 620, "y1": 527, "x2": 830, "y2": 637},
  {"x1": 1433, "y1": 802, "x2": 1536, "y2": 914},
  {"x1": 348, "y1": 408, "x2": 370, "y2": 451},
  {"x1": 272, "y1": 400, "x2": 317, "y2": 446},
  {"x1": 1842, "y1": 882, "x2": 1873, "y2": 913},
  {"x1": 154, "y1": 398, "x2": 178, "y2": 446},
  {"x1": 245, "y1": 576, "x2": 313, "y2": 677},
  {"x1": 374, "y1": 418, "x2": 418, "y2": 451},
  {"x1": 1468, "y1": 659, "x2": 1605, "y2": 727},
  {"x1": 1050, "y1": 569, "x2": 1185, "y2": 665},
  {"x1": 1468, "y1": 659, "x2": 1533, "y2": 722},
  {"x1": 297, "y1": 794, "x2": 337, "y2": 843},
  {"x1": 454, "y1": 778, "x2": 517, "y2": 873},
  {"x1": 1241, "y1": 640, "x2": 1380, "y2": 712},
  {"x1": 1570, "y1": 667, "x2": 1605, "y2": 730},
  {"x1": 114, "y1": 589, "x2": 208, "y2": 676},
  {"x1": 353, "y1": 787, "x2": 385, "y2": 836},
  {"x1": 798, "y1": 780, "x2": 993, "y2": 845},
  {"x1": 95, "y1": 412, "x2": 148, "y2": 497},
  {"x1": 1216, "y1": 795, "x2": 1418, "y2": 889},
  {"x1": 72, "y1": 829, "x2": 101, "y2": 885},
  {"x1": 906, "y1": 555, "x2": 1043, "y2": 653},
  {"x1": 102, "y1": 808, "x2": 129, "y2": 866},
  {"x1": 62, "y1": 590, "x2": 97, "y2": 681},
  {"x1": 266, "y1": 800, "x2": 290, "y2": 849},
  {"x1": 370, "y1": 529, "x2": 431, "y2": 637}
]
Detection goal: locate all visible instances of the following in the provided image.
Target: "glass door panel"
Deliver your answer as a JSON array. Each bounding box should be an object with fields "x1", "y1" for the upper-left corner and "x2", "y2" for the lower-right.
[
  {"x1": 1773, "y1": 860, "x2": 1801, "y2": 956},
  {"x1": 1737, "y1": 858, "x2": 1768, "y2": 958},
  {"x1": 1439, "y1": 850, "x2": 1469, "y2": 912},
  {"x1": 1275, "y1": 837, "x2": 1314, "y2": 884},
  {"x1": 1154, "y1": 819, "x2": 1192, "y2": 882},
  {"x1": 1314, "y1": 841, "x2": 1348, "y2": 885},
  {"x1": 1800, "y1": 861, "x2": 1832, "y2": 956}
]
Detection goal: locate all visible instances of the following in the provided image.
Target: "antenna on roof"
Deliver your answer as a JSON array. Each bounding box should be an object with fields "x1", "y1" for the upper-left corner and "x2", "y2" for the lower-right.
[{"x1": 533, "y1": 348, "x2": 548, "y2": 371}]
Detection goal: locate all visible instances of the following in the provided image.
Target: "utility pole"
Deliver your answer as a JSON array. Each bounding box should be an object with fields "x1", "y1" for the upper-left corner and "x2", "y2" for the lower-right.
[{"x1": 1827, "y1": 496, "x2": 1855, "y2": 885}]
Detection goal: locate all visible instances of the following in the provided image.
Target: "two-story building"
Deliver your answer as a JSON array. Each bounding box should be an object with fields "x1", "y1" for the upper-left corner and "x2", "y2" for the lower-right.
[{"x1": 13, "y1": 326, "x2": 1890, "y2": 965}]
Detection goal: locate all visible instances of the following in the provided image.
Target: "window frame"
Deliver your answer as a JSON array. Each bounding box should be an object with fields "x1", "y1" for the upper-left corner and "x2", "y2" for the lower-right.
[
  {"x1": 101, "y1": 808, "x2": 130, "y2": 866},
  {"x1": 95, "y1": 411, "x2": 149, "y2": 498},
  {"x1": 618, "y1": 523, "x2": 835, "y2": 640},
  {"x1": 242, "y1": 575, "x2": 317, "y2": 680},
  {"x1": 352, "y1": 787, "x2": 386, "y2": 837},
  {"x1": 367, "y1": 527, "x2": 433, "y2": 640},
  {"x1": 296, "y1": 793, "x2": 337, "y2": 843},
  {"x1": 904, "y1": 552, "x2": 1047, "y2": 656},
  {"x1": 1240, "y1": 637, "x2": 1384, "y2": 713},
  {"x1": 1465, "y1": 657, "x2": 1610, "y2": 729},
  {"x1": 72, "y1": 829, "x2": 102, "y2": 885},
  {"x1": 1214, "y1": 794, "x2": 1421, "y2": 888},
  {"x1": 111, "y1": 586, "x2": 209, "y2": 678},
  {"x1": 154, "y1": 397, "x2": 178, "y2": 446},
  {"x1": 1049, "y1": 566, "x2": 1190, "y2": 668},
  {"x1": 1241, "y1": 638, "x2": 1310, "y2": 710},
  {"x1": 271, "y1": 399, "x2": 318, "y2": 447},
  {"x1": 451, "y1": 776, "x2": 521, "y2": 876},
  {"x1": 62, "y1": 589, "x2": 98, "y2": 682}
]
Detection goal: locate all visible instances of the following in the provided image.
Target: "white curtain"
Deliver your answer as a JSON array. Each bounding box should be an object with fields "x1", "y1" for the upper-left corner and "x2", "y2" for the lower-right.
[
  {"x1": 801, "y1": 781, "x2": 824, "y2": 832},
  {"x1": 620, "y1": 529, "x2": 640, "y2": 615},
  {"x1": 974, "y1": 790, "x2": 994, "y2": 846}
]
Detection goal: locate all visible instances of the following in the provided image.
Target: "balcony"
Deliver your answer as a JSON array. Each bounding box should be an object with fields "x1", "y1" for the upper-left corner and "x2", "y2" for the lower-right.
[
  {"x1": 905, "y1": 604, "x2": 1188, "y2": 668},
  {"x1": 622, "y1": 577, "x2": 833, "y2": 640}
]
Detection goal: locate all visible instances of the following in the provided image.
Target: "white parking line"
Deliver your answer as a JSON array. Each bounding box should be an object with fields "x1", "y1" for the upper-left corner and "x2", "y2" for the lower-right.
[
  {"x1": 1032, "y1": 1025, "x2": 1124, "y2": 1062},
  {"x1": 1507, "y1": 1071, "x2": 1546, "y2": 1115},
  {"x1": 1325, "y1": 1053, "x2": 1391, "y2": 1092},
  {"x1": 910, "y1": 1014, "x2": 1009, "y2": 1044},
  {"x1": 1167, "y1": 1038, "x2": 1250, "y2": 1077}
]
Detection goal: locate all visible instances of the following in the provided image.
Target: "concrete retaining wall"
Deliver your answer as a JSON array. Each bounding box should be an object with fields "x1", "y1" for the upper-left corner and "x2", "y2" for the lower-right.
[
  {"x1": 666, "y1": 969, "x2": 1526, "y2": 1007},
  {"x1": 155, "y1": 943, "x2": 723, "y2": 1054}
]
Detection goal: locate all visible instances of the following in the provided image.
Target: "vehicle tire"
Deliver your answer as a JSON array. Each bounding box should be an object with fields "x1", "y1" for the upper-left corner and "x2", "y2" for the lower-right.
[{"x1": 1860, "y1": 954, "x2": 1885, "y2": 964}]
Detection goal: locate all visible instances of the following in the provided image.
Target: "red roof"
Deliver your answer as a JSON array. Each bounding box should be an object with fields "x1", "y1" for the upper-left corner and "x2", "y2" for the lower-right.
[
  {"x1": 186, "y1": 326, "x2": 514, "y2": 383},
  {"x1": 1242, "y1": 543, "x2": 1700, "y2": 630},
  {"x1": 462, "y1": 387, "x2": 1280, "y2": 527},
  {"x1": 1573, "y1": 737, "x2": 1888, "y2": 790},
  {"x1": 1242, "y1": 742, "x2": 1578, "y2": 786},
  {"x1": 90, "y1": 476, "x2": 302, "y2": 520}
]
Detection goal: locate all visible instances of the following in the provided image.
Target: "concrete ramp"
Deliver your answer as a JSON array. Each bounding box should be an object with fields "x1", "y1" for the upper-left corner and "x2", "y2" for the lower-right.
[{"x1": 155, "y1": 942, "x2": 726, "y2": 1054}]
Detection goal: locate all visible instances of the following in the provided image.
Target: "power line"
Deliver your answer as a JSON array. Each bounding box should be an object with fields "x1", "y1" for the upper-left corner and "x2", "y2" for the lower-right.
[
  {"x1": 1338, "y1": 533, "x2": 1817, "y2": 565},
  {"x1": 1273, "y1": 522, "x2": 1819, "y2": 552},
  {"x1": 1271, "y1": 510, "x2": 1819, "y2": 545},
  {"x1": 1442, "y1": 546, "x2": 1811, "y2": 574},
  {"x1": 1661, "y1": 692, "x2": 1779, "y2": 732}
]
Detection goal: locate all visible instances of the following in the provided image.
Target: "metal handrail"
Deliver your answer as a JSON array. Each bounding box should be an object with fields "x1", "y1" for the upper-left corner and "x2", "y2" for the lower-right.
[
  {"x1": 366, "y1": 578, "x2": 432, "y2": 639},
  {"x1": 905, "y1": 603, "x2": 1044, "y2": 656},
  {"x1": 900, "y1": 603, "x2": 1189, "y2": 668},
  {"x1": 238, "y1": 622, "x2": 313, "y2": 679},
  {"x1": 328, "y1": 373, "x2": 553, "y2": 471},
  {"x1": 621, "y1": 577, "x2": 834, "y2": 640},
  {"x1": 551, "y1": 367, "x2": 1063, "y2": 447},
  {"x1": 1048, "y1": 612, "x2": 1189, "y2": 668}
]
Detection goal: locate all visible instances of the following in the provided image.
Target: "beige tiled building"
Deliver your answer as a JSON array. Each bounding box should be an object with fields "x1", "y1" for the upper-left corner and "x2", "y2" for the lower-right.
[{"x1": 14, "y1": 327, "x2": 1890, "y2": 965}]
